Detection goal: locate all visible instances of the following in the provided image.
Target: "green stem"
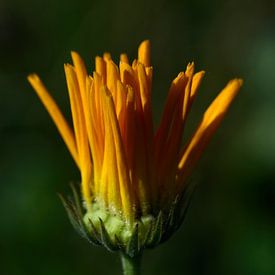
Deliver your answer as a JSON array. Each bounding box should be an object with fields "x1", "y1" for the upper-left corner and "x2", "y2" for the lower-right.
[{"x1": 120, "y1": 253, "x2": 142, "y2": 275}]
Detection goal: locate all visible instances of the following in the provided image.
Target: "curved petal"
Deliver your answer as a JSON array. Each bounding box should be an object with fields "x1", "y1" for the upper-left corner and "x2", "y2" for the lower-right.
[{"x1": 177, "y1": 79, "x2": 243, "y2": 189}]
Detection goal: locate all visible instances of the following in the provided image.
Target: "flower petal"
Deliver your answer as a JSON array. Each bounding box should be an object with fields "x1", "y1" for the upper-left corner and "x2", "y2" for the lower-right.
[
  {"x1": 138, "y1": 40, "x2": 150, "y2": 67},
  {"x1": 177, "y1": 79, "x2": 243, "y2": 189},
  {"x1": 27, "y1": 74, "x2": 79, "y2": 167},
  {"x1": 64, "y1": 64, "x2": 92, "y2": 205},
  {"x1": 100, "y1": 87, "x2": 134, "y2": 223}
]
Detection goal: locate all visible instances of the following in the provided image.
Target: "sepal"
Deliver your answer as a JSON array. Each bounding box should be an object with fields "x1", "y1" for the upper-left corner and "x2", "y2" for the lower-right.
[{"x1": 60, "y1": 183, "x2": 195, "y2": 258}]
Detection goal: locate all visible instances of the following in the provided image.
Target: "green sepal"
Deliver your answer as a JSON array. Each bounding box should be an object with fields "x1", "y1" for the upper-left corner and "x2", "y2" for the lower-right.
[
  {"x1": 60, "y1": 182, "x2": 196, "y2": 257},
  {"x1": 99, "y1": 218, "x2": 119, "y2": 252},
  {"x1": 167, "y1": 196, "x2": 178, "y2": 229},
  {"x1": 160, "y1": 196, "x2": 180, "y2": 243},
  {"x1": 146, "y1": 211, "x2": 163, "y2": 247},
  {"x1": 114, "y1": 234, "x2": 125, "y2": 250},
  {"x1": 173, "y1": 183, "x2": 196, "y2": 233},
  {"x1": 126, "y1": 223, "x2": 139, "y2": 257},
  {"x1": 161, "y1": 183, "x2": 196, "y2": 244},
  {"x1": 142, "y1": 220, "x2": 153, "y2": 246},
  {"x1": 86, "y1": 218, "x2": 102, "y2": 245},
  {"x1": 58, "y1": 194, "x2": 85, "y2": 238},
  {"x1": 58, "y1": 191, "x2": 100, "y2": 246},
  {"x1": 70, "y1": 183, "x2": 83, "y2": 217}
]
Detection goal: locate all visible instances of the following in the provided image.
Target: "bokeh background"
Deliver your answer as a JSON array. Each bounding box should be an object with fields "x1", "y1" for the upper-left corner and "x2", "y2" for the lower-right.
[{"x1": 1, "y1": 0, "x2": 275, "y2": 274}]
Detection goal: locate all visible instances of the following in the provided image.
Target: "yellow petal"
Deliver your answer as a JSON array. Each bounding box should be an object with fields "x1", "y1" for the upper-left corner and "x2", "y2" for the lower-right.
[
  {"x1": 124, "y1": 86, "x2": 135, "y2": 171},
  {"x1": 71, "y1": 52, "x2": 95, "y2": 174},
  {"x1": 137, "y1": 63, "x2": 150, "y2": 113},
  {"x1": 155, "y1": 72, "x2": 186, "y2": 151},
  {"x1": 71, "y1": 51, "x2": 87, "y2": 96},
  {"x1": 182, "y1": 62, "x2": 194, "y2": 121},
  {"x1": 138, "y1": 40, "x2": 150, "y2": 67},
  {"x1": 103, "y1": 52, "x2": 112, "y2": 62},
  {"x1": 119, "y1": 61, "x2": 136, "y2": 88},
  {"x1": 100, "y1": 90, "x2": 122, "y2": 210},
  {"x1": 95, "y1": 56, "x2": 107, "y2": 84},
  {"x1": 86, "y1": 78, "x2": 105, "y2": 196},
  {"x1": 137, "y1": 63, "x2": 153, "y2": 138},
  {"x1": 116, "y1": 80, "x2": 127, "y2": 133},
  {"x1": 100, "y1": 87, "x2": 134, "y2": 222},
  {"x1": 177, "y1": 79, "x2": 243, "y2": 187},
  {"x1": 27, "y1": 74, "x2": 79, "y2": 167},
  {"x1": 190, "y1": 71, "x2": 205, "y2": 104},
  {"x1": 120, "y1": 53, "x2": 129, "y2": 64},
  {"x1": 106, "y1": 60, "x2": 120, "y2": 104},
  {"x1": 145, "y1": 66, "x2": 153, "y2": 94},
  {"x1": 64, "y1": 64, "x2": 92, "y2": 204},
  {"x1": 154, "y1": 73, "x2": 187, "y2": 202}
]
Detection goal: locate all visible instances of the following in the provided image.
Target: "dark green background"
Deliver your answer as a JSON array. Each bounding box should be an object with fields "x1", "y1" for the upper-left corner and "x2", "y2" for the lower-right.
[{"x1": 1, "y1": 0, "x2": 274, "y2": 274}]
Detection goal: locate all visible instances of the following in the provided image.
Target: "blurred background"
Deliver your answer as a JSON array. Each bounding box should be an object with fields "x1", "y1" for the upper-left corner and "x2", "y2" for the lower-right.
[{"x1": 1, "y1": 0, "x2": 275, "y2": 274}]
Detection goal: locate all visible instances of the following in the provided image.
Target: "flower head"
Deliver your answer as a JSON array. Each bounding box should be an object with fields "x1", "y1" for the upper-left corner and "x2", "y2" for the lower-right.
[{"x1": 28, "y1": 40, "x2": 242, "y2": 255}]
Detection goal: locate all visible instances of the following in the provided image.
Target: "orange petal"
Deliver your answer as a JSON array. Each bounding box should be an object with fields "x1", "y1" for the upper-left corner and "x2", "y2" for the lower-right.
[
  {"x1": 182, "y1": 62, "x2": 195, "y2": 121},
  {"x1": 27, "y1": 74, "x2": 79, "y2": 167},
  {"x1": 137, "y1": 63, "x2": 153, "y2": 138},
  {"x1": 190, "y1": 71, "x2": 205, "y2": 104},
  {"x1": 177, "y1": 79, "x2": 243, "y2": 187},
  {"x1": 154, "y1": 72, "x2": 187, "y2": 158},
  {"x1": 138, "y1": 40, "x2": 150, "y2": 67},
  {"x1": 106, "y1": 60, "x2": 120, "y2": 105},
  {"x1": 64, "y1": 64, "x2": 92, "y2": 204},
  {"x1": 71, "y1": 52, "x2": 95, "y2": 169},
  {"x1": 95, "y1": 56, "x2": 107, "y2": 84},
  {"x1": 103, "y1": 52, "x2": 112, "y2": 62},
  {"x1": 101, "y1": 87, "x2": 134, "y2": 222},
  {"x1": 120, "y1": 53, "x2": 129, "y2": 64}
]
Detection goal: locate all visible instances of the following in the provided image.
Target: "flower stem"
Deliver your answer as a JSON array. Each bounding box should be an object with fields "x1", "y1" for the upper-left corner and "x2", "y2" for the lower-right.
[{"x1": 120, "y1": 253, "x2": 142, "y2": 275}]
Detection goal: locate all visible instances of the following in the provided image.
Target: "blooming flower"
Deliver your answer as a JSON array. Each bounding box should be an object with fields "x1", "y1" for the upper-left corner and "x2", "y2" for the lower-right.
[{"x1": 28, "y1": 40, "x2": 242, "y2": 256}]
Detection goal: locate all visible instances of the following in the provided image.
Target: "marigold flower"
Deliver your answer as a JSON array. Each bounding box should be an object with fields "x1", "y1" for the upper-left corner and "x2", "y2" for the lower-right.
[{"x1": 28, "y1": 40, "x2": 242, "y2": 258}]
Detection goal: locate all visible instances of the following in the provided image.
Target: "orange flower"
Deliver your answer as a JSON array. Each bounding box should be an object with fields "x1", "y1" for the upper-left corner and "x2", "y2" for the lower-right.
[{"x1": 28, "y1": 40, "x2": 242, "y2": 230}]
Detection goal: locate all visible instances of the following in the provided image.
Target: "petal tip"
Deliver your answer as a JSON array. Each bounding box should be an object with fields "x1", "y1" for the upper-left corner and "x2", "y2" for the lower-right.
[
  {"x1": 138, "y1": 40, "x2": 151, "y2": 67},
  {"x1": 27, "y1": 73, "x2": 38, "y2": 82},
  {"x1": 227, "y1": 78, "x2": 244, "y2": 92}
]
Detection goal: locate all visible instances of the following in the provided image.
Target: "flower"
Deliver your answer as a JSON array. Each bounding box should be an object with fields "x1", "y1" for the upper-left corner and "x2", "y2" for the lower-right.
[{"x1": 28, "y1": 40, "x2": 242, "y2": 256}]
